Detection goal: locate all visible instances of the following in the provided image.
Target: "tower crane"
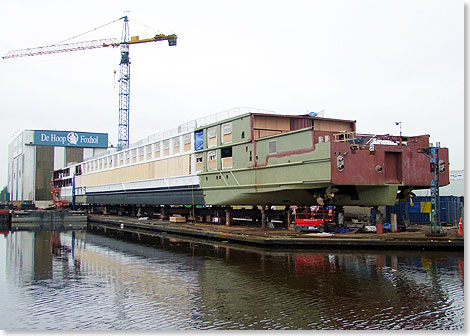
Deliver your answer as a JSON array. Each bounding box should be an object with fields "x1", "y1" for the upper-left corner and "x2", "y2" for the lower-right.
[{"x1": 3, "y1": 16, "x2": 177, "y2": 151}]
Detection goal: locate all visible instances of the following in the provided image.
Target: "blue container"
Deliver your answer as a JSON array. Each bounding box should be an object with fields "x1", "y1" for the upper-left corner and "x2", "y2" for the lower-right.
[{"x1": 386, "y1": 196, "x2": 464, "y2": 225}]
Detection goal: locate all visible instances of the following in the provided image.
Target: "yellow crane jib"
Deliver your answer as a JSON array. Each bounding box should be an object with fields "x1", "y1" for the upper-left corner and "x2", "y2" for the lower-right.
[{"x1": 127, "y1": 34, "x2": 177, "y2": 46}]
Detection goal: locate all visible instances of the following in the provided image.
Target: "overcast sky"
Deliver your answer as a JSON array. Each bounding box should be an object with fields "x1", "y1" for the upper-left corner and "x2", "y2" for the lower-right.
[{"x1": 0, "y1": 0, "x2": 464, "y2": 188}]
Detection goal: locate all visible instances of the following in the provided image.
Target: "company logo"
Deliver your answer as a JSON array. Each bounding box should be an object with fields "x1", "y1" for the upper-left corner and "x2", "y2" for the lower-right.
[{"x1": 67, "y1": 132, "x2": 79, "y2": 145}]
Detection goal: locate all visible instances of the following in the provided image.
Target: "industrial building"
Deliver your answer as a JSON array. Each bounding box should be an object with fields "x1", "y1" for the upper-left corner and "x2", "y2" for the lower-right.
[{"x1": 8, "y1": 129, "x2": 108, "y2": 208}]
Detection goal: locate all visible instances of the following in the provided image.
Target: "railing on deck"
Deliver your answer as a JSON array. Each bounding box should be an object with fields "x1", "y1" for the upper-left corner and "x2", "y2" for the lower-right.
[{"x1": 333, "y1": 132, "x2": 407, "y2": 148}]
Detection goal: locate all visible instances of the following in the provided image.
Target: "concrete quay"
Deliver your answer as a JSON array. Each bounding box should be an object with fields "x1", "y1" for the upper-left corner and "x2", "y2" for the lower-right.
[{"x1": 88, "y1": 214, "x2": 464, "y2": 250}]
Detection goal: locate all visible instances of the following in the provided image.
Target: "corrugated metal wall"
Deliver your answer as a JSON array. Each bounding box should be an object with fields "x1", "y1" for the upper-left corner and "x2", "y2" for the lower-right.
[
  {"x1": 386, "y1": 196, "x2": 464, "y2": 225},
  {"x1": 35, "y1": 146, "x2": 54, "y2": 201}
]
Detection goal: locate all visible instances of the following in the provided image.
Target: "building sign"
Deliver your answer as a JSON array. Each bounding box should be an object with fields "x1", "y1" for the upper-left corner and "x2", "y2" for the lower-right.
[{"x1": 33, "y1": 130, "x2": 108, "y2": 148}]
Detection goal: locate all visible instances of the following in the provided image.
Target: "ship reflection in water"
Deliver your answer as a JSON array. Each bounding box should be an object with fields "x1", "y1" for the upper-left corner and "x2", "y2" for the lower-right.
[{"x1": 0, "y1": 229, "x2": 464, "y2": 330}]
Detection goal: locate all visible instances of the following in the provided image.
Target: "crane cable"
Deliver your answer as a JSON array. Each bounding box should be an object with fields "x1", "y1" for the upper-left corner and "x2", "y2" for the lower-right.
[{"x1": 52, "y1": 17, "x2": 123, "y2": 46}]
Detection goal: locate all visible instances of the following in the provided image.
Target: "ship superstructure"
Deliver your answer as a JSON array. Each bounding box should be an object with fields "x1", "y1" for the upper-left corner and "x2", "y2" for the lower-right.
[{"x1": 51, "y1": 107, "x2": 449, "y2": 210}]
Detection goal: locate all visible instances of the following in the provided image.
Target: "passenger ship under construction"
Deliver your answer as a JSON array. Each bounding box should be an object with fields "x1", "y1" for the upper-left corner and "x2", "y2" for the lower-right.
[{"x1": 51, "y1": 107, "x2": 449, "y2": 212}]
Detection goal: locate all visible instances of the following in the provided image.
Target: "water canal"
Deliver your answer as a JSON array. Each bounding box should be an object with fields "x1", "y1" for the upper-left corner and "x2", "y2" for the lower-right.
[{"x1": 0, "y1": 227, "x2": 464, "y2": 330}]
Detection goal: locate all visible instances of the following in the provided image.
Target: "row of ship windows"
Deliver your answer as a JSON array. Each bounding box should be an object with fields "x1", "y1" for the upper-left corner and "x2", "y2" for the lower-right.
[
  {"x1": 73, "y1": 122, "x2": 238, "y2": 175},
  {"x1": 195, "y1": 147, "x2": 233, "y2": 171},
  {"x1": 81, "y1": 134, "x2": 194, "y2": 174},
  {"x1": 80, "y1": 123, "x2": 235, "y2": 174}
]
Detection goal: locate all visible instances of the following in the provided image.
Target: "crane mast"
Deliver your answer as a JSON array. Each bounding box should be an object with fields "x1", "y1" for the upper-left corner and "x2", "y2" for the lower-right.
[
  {"x1": 118, "y1": 16, "x2": 131, "y2": 151},
  {"x1": 3, "y1": 16, "x2": 177, "y2": 151}
]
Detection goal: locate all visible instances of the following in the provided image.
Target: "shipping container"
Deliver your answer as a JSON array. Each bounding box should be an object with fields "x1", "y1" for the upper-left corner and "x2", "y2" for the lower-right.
[{"x1": 385, "y1": 196, "x2": 464, "y2": 225}]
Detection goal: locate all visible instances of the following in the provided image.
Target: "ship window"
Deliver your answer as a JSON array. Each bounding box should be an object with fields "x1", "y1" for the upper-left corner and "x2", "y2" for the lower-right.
[
  {"x1": 223, "y1": 123, "x2": 232, "y2": 135},
  {"x1": 221, "y1": 147, "x2": 232, "y2": 169},
  {"x1": 221, "y1": 147, "x2": 232, "y2": 158},
  {"x1": 173, "y1": 137, "x2": 180, "y2": 148},
  {"x1": 208, "y1": 127, "x2": 217, "y2": 148},
  {"x1": 222, "y1": 122, "x2": 232, "y2": 144},
  {"x1": 195, "y1": 130, "x2": 204, "y2": 150},
  {"x1": 208, "y1": 150, "x2": 217, "y2": 170},
  {"x1": 195, "y1": 153, "x2": 203, "y2": 172},
  {"x1": 184, "y1": 134, "x2": 191, "y2": 144},
  {"x1": 154, "y1": 143, "x2": 161, "y2": 158},
  {"x1": 208, "y1": 127, "x2": 216, "y2": 138},
  {"x1": 269, "y1": 140, "x2": 277, "y2": 154},
  {"x1": 163, "y1": 140, "x2": 170, "y2": 155},
  {"x1": 241, "y1": 131, "x2": 245, "y2": 139}
]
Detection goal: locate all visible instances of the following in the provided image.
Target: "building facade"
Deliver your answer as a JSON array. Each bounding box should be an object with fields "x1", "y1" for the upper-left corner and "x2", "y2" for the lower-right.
[{"x1": 8, "y1": 129, "x2": 108, "y2": 208}]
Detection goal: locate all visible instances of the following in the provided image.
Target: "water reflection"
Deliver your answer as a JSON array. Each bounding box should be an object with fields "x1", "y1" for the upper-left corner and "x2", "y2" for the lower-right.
[{"x1": 0, "y1": 229, "x2": 464, "y2": 330}]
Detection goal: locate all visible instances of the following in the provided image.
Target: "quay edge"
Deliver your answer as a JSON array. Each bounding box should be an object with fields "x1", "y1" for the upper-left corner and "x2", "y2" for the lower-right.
[{"x1": 88, "y1": 215, "x2": 464, "y2": 251}]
